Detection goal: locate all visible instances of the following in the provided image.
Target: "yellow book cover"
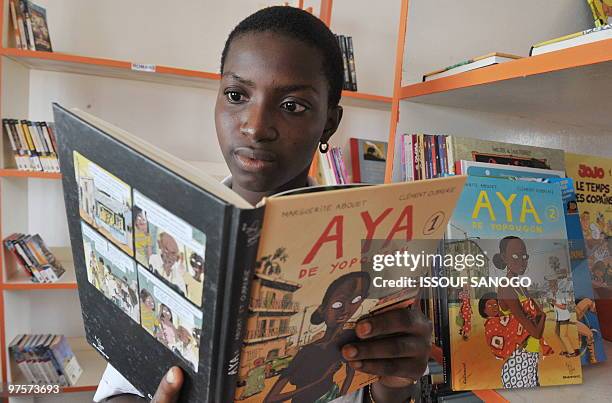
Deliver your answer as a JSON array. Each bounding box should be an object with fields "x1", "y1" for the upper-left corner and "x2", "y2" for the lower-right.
[
  {"x1": 565, "y1": 154, "x2": 612, "y2": 308},
  {"x1": 234, "y1": 176, "x2": 466, "y2": 401}
]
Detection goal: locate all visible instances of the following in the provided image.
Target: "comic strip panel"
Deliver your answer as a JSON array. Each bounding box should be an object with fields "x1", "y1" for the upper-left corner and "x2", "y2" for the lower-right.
[
  {"x1": 133, "y1": 190, "x2": 205, "y2": 307},
  {"x1": 138, "y1": 265, "x2": 202, "y2": 372},
  {"x1": 82, "y1": 221, "x2": 140, "y2": 323},
  {"x1": 74, "y1": 151, "x2": 134, "y2": 256}
]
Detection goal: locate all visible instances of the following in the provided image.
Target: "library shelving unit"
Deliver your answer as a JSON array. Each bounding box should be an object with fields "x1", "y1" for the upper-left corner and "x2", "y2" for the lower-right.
[{"x1": 0, "y1": 0, "x2": 393, "y2": 401}]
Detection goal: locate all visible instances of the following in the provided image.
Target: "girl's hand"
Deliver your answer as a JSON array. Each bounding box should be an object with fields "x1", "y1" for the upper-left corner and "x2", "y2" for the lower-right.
[{"x1": 341, "y1": 307, "x2": 432, "y2": 388}]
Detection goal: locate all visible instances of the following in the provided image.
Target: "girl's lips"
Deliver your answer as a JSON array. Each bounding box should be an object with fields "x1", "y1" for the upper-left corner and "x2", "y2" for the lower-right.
[{"x1": 233, "y1": 147, "x2": 277, "y2": 172}]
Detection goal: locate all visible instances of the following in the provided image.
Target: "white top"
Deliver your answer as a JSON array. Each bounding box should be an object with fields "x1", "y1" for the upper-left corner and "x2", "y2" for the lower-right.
[
  {"x1": 93, "y1": 176, "x2": 424, "y2": 402},
  {"x1": 554, "y1": 291, "x2": 571, "y2": 322}
]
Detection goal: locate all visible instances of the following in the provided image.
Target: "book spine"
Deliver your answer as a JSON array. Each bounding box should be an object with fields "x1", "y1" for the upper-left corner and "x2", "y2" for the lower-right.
[
  {"x1": 399, "y1": 133, "x2": 406, "y2": 182},
  {"x1": 337, "y1": 148, "x2": 350, "y2": 184},
  {"x1": 412, "y1": 134, "x2": 420, "y2": 181},
  {"x1": 3, "y1": 119, "x2": 22, "y2": 169},
  {"x1": 8, "y1": 0, "x2": 23, "y2": 48},
  {"x1": 446, "y1": 135, "x2": 455, "y2": 175},
  {"x1": 15, "y1": 1, "x2": 27, "y2": 49},
  {"x1": 418, "y1": 134, "x2": 425, "y2": 180},
  {"x1": 338, "y1": 35, "x2": 350, "y2": 91},
  {"x1": 349, "y1": 138, "x2": 361, "y2": 183},
  {"x1": 216, "y1": 206, "x2": 265, "y2": 403},
  {"x1": 22, "y1": 0, "x2": 36, "y2": 51},
  {"x1": 347, "y1": 36, "x2": 358, "y2": 91}
]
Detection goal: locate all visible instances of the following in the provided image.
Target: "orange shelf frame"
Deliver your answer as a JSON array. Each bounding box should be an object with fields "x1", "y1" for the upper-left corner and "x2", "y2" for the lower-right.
[
  {"x1": 0, "y1": 169, "x2": 62, "y2": 179},
  {"x1": 399, "y1": 39, "x2": 612, "y2": 100}
]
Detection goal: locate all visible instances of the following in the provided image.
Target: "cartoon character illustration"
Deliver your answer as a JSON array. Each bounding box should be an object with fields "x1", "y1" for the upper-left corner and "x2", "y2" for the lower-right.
[
  {"x1": 155, "y1": 303, "x2": 177, "y2": 349},
  {"x1": 567, "y1": 200, "x2": 578, "y2": 215},
  {"x1": 148, "y1": 232, "x2": 187, "y2": 295},
  {"x1": 457, "y1": 284, "x2": 472, "y2": 340},
  {"x1": 184, "y1": 252, "x2": 205, "y2": 305},
  {"x1": 264, "y1": 272, "x2": 370, "y2": 403},
  {"x1": 575, "y1": 298, "x2": 599, "y2": 364},
  {"x1": 140, "y1": 289, "x2": 159, "y2": 335},
  {"x1": 174, "y1": 325, "x2": 198, "y2": 371},
  {"x1": 545, "y1": 271, "x2": 578, "y2": 357},
  {"x1": 494, "y1": 236, "x2": 547, "y2": 388},
  {"x1": 134, "y1": 206, "x2": 153, "y2": 263}
]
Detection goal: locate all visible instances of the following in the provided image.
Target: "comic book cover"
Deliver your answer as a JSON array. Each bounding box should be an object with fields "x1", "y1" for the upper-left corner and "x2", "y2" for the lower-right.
[
  {"x1": 444, "y1": 176, "x2": 582, "y2": 391},
  {"x1": 349, "y1": 138, "x2": 387, "y2": 184},
  {"x1": 233, "y1": 176, "x2": 466, "y2": 402},
  {"x1": 565, "y1": 153, "x2": 612, "y2": 340},
  {"x1": 449, "y1": 137, "x2": 565, "y2": 172},
  {"x1": 588, "y1": 0, "x2": 612, "y2": 26}
]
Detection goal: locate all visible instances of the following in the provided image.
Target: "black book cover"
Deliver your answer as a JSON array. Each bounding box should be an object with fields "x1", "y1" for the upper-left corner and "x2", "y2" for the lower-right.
[{"x1": 53, "y1": 104, "x2": 263, "y2": 402}]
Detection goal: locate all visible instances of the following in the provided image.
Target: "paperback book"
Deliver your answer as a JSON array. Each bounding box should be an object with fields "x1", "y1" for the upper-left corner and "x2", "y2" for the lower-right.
[
  {"x1": 53, "y1": 104, "x2": 466, "y2": 402},
  {"x1": 349, "y1": 138, "x2": 387, "y2": 184},
  {"x1": 441, "y1": 176, "x2": 582, "y2": 390}
]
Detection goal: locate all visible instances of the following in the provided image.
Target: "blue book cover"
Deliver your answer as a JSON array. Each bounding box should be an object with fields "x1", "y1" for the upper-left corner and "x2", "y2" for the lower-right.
[{"x1": 444, "y1": 176, "x2": 583, "y2": 390}]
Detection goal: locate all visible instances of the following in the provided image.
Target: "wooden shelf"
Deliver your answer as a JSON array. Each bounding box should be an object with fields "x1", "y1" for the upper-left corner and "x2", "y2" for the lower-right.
[
  {"x1": 0, "y1": 48, "x2": 221, "y2": 89},
  {"x1": 0, "y1": 48, "x2": 391, "y2": 111},
  {"x1": 0, "y1": 169, "x2": 62, "y2": 180},
  {"x1": 399, "y1": 39, "x2": 612, "y2": 130},
  {"x1": 2, "y1": 247, "x2": 77, "y2": 291},
  {"x1": 9, "y1": 336, "x2": 105, "y2": 394}
]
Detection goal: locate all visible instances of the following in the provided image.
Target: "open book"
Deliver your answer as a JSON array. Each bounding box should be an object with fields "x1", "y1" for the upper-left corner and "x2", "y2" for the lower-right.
[{"x1": 53, "y1": 104, "x2": 466, "y2": 402}]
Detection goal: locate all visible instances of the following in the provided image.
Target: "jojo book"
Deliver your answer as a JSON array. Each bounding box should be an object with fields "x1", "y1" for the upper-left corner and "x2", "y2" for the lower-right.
[
  {"x1": 441, "y1": 176, "x2": 582, "y2": 391},
  {"x1": 53, "y1": 104, "x2": 466, "y2": 402}
]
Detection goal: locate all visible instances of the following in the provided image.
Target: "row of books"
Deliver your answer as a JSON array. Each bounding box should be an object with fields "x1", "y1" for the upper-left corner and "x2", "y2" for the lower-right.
[
  {"x1": 395, "y1": 133, "x2": 569, "y2": 182},
  {"x1": 8, "y1": 0, "x2": 52, "y2": 52},
  {"x1": 423, "y1": 0, "x2": 611, "y2": 81},
  {"x1": 9, "y1": 334, "x2": 82, "y2": 386},
  {"x1": 335, "y1": 34, "x2": 358, "y2": 91},
  {"x1": 4, "y1": 233, "x2": 65, "y2": 283},
  {"x1": 2, "y1": 119, "x2": 60, "y2": 173},
  {"x1": 314, "y1": 147, "x2": 350, "y2": 185}
]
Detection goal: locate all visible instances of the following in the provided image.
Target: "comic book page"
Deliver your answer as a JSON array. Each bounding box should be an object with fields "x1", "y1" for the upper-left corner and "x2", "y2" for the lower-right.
[
  {"x1": 233, "y1": 176, "x2": 466, "y2": 402},
  {"x1": 445, "y1": 176, "x2": 582, "y2": 390}
]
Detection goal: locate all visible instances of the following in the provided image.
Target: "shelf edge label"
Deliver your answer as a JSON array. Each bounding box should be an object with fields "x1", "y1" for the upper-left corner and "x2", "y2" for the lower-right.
[{"x1": 131, "y1": 63, "x2": 156, "y2": 73}]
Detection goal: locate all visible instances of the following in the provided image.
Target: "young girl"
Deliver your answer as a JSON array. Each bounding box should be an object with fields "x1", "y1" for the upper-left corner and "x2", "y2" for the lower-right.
[{"x1": 96, "y1": 7, "x2": 431, "y2": 403}]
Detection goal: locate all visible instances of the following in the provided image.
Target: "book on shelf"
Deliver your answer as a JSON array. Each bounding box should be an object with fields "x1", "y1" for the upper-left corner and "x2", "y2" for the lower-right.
[
  {"x1": 2, "y1": 118, "x2": 60, "y2": 172},
  {"x1": 335, "y1": 34, "x2": 358, "y2": 91},
  {"x1": 53, "y1": 104, "x2": 467, "y2": 402},
  {"x1": 454, "y1": 160, "x2": 608, "y2": 365},
  {"x1": 3, "y1": 233, "x2": 65, "y2": 283},
  {"x1": 422, "y1": 53, "x2": 521, "y2": 82},
  {"x1": 349, "y1": 138, "x2": 387, "y2": 184},
  {"x1": 8, "y1": 1, "x2": 52, "y2": 51},
  {"x1": 529, "y1": 24, "x2": 611, "y2": 56},
  {"x1": 564, "y1": 152, "x2": 612, "y2": 341},
  {"x1": 9, "y1": 334, "x2": 82, "y2": 386},
  {"x1": 395, "y1": 134, "x2": 565, "y2": 182},
  {"x1": 440, "y1": 175, "x2": 582, "y2": 390},
  {"x1": 314, "y1": 147, "x2": 350, "y2": 185},
  {"x1": 588, "y1": 0, "x2": 612, "y2": 26}
]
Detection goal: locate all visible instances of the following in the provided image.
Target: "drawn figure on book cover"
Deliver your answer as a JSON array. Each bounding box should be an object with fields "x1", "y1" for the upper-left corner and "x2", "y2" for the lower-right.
[
  {"x1": 575, "y1": 298, "x2": 600, "y2": 364},
  {"x1": 156, "y1": 303, "x2": 177, "y2": 348},
  {"x1": 140, "y1": 288, "x2": 160, "y2": 335},
  {"x1": 457, "y1": 284, "x2": 472, "y2": 340},
  {"x1": 545, "y1": 269, "x2": 579, "y2": 358},
  {"x1": 494, "y1": 236, "x2": 548, "y2": 388},
  {"x1": 264, "y1": 272, "x2": 370, "y2": 403},
  {"x1": 134, "y1": 206, "x2": 153, "y2": 263}
]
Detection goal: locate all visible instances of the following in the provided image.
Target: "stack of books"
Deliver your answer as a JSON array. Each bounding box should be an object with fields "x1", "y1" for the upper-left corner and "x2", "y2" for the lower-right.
[
  {"x1": 422, "y1": 53, "x2": 521, "y2": 82},
  {"x1": 7, "y1": 0, "x2": 52, "y2": 51},
  {"x1": 4, "y1": 233, "x2": 65, "y2": 283},
  {"x1": 2, "y1": 119, "x2": 60, "y2": 173},
  {"x1": 530, "y1": 24, "x2": 611, "y2": 56},
  {"x1": 9, "y1": 334, "x2": 82, "y2": 386},
  {"x1": 335, "y1": 34, "x2": 358, "y2": 91},
  {"x1": 314, "y1": 146, "x2": 350, "y2": 185}
]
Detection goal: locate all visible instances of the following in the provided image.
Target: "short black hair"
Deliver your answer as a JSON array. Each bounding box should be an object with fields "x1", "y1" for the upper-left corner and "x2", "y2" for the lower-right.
[
  {"x1": 220, "y1": 6, "x2": 343, "y2": 107},
  {"x1": 478, "y1": 292, "x2": 498, "y2": 318}
]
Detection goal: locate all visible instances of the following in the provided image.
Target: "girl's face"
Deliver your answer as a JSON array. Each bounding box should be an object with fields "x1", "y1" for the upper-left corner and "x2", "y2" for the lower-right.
[
  {"x1": 145, "y1": 296, "x2": 155, "y2": 310},
  {"x1": 503, "y1": 239, "x2": 529, "y2": 275},
  {"x1": 484, "y1": 299, "x2": 499, "y2": 317},
  {"x1": 323, "y1": 278, "x2": 366, "y2": 327},
  {"x1": 161, "y1": 306, "x2": 172, "y2": 322},
  {"x1": 215, "y1": 32, "x2": 341, "y2": 193}
]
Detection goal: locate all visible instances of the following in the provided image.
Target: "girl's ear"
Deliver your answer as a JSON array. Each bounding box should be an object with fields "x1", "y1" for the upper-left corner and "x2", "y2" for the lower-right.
[{"x1": 320, "y1": 105, "x2": 343, "y2": 144}]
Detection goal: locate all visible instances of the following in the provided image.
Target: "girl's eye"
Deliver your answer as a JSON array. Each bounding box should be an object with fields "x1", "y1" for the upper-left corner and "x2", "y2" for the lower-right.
[
  {"x1": 351, "y1": 295, "x2": 362, "y2": 304},
  {"x1": 331, "y1": 301, "x2": 343, "y2": 309},
  {"x1": 281, "y1": 101, "x2": 307, "y2": 113},
  {"x1": 226, "y1": 91, "x2": 245, "y2": 103},
  {"x1": 511, "y1": 254, "x2": 519, "y2": 259}
]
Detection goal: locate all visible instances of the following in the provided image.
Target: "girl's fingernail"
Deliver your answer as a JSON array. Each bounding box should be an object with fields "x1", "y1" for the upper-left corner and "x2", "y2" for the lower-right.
[
  {"x1": 166, "y1": 368, "x2": 176, "y2": 384},
  {"x1": 343, "y1": 345, "x2": 358, "y2": 358},
  {"x1": 357, "y1": 321, "x2": 372, "y2": 336}
]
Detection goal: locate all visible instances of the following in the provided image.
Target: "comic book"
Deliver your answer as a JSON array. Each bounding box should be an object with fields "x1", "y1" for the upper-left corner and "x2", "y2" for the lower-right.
[
  {"x1": 565, "y1": 153, "x2": 612, "y2": 340},
  {"x1": 442, "y1": 176, "x2": 582, "y2": 391},
  {"x1": 53, "y1": 104, "x2": 466, "y2": 402},
  {"x1": 456, "y1": 160, "x2": 607, "y2": 365}
]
